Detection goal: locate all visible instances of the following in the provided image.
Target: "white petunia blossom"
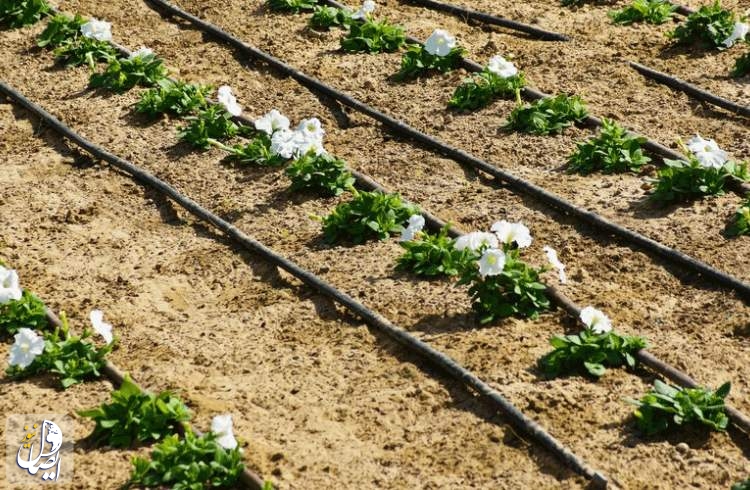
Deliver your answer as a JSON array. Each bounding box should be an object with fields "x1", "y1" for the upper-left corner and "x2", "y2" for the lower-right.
[
  {"x1": 80, "y1": 19, "x2": 112, "y2": 42},
  {"x1": 352, "y1": 0, "x2": 376, "y2": 20},
  {"x1": 399, "y1": 214, "x2": 426, "y2": 242},
  {"x1": 217, "y1": 86, "x2": 242, "y2": 117},
  {"x1": 129, "y1": 47, "x2": 154, "y2": 60},
  {"x1": 291, "y1": 130, "x2": 325, "y2": 157},
  {"x1": 296, "y1": 118, "x2": 325, "y2": 141},
  {"x1": 686, "y1": 134, "x2": 728, "y2": 169},
  {"x1": 478, "y1": 248, "x2": 506, "y2": 278},
  {"x1": 491, "y1": 220, "x2": 532, "y2": 248},
  {"x1": 254, "y1": 109, "x2": 290, "y2": 135},
  {"x1": 580, "y1": 306, "x2": 612, "y2": 334},
  {"x1": 9, "y1": 328, "x2": 45, "y2": 369},
  {"x1": 723, "y1": 22, "x2": 749, "y2": 48},
  {"x1": 453, "y1": 231, "x2": 499, "y2": 252},
  {"x1": 211, "y1": 414, "x2": 238, "y2": 450},
  {"x1": 270, "y1": 129, "x2": 297, "y2": 159},
  {"x1": 90, "y1": 309, "x2": 114, "y2": 344},
  {"x1": 543, "y1": 246, "x2": 567, "y2": 285},
  {"x1": 423, "y1": 29, "x2": 456, "y2": 57},
  {"x1": 487, "y1": 55, "x2": 518, "y2": 78},
  {"x1": 0, "y1": 266, "x2": 23, "y2": 304}
]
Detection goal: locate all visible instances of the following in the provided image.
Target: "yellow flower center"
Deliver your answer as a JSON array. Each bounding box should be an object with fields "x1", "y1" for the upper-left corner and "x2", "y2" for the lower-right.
[
  {"x1": 742, "y1": 207, "x2": 750, "y2": 220},
  {"x1": 20, "y1": 342, "x2": 30, "y2": 353}
]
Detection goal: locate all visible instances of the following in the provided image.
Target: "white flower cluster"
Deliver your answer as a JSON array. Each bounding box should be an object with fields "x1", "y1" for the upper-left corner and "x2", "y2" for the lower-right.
[
  {"x1": 723, "y1": 21, "x2": 749, "y2": 48},
  {"x1": 686, "y1": 134, "x2": 728, "y2": 169},
  {"x1": 487, "y1": 55, "x2": 517, "y2": 78},
  {"x1": 254, "y1": 109, "x2": 326, "y2": 159},
  {"x1": 424, "y1": 29, "x2": 456, "y2": 57},
  {"x1": 579, "y1": 306, "x2": 612, "y2": 334},
  {"x1": 352, "y1": 0, "x2": 376, "y2": 20},
  {"x1": 399, "y1": 214, "x2": 425, "y2": 242},
  {"x1": 80, "y1": 18, "x2": 112, "y2": 42}
]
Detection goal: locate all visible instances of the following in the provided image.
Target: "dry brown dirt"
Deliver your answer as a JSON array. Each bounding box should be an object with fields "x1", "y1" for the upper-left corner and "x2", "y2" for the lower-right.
[{"x1": 1, "y1": 0, "x2": 750, "y2": 488}]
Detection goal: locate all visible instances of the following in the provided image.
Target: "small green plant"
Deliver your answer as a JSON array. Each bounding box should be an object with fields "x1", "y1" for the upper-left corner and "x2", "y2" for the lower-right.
[
  {"x1": 650, "y1": 157, "x2": 749, "y2": 202},
  {"x1": 505, "y1": 94, "x2": 588, "y2": 135},
  {"x1": 449, "y1": 70, "x2": 525, "y2": 110},
  {"x1": 89, "y1": 52, "x2": 168, "y2": 92},
  {"x1": 0, "y1": 290, "x2": 47, "y2": 336},
  {"x1": 321, "y1": 190, "x2": 419, "y2": 244},
  {"x1": 396, "y1": 44, "x2": 466, "y2": 81},
  {"x1": 6, "y1": 313, "x2": 114, "y2": 389},
  {"x1": 396, "y1": 226, "x2": 472, "y2": 277},
  {"x1": 0, "y1": 0, "x2": 50, "y2": 28},
  {"x1": 79, "y1": 374, "x2": 191, "y2": 448},
  {"x1": 179, "y1": 105, "x2": 244, "y2": 149},
  {"x1": 129, "y1": 431, "x2": 244, "y2": 489},
  {"x1": 567, "y1": 118, "x2": 650, "y2": 174},
  {"x1": 727, "y1": 199, "x2": 750, "y2": 236},
  {"x1": 340, "y1": 18, "x2": 406, "y2": 53},
  {"x1": 310, "y1": 5, "x2": 352, "y2": 30},
  {"x1": 733, "y1": 479, "x2": 750, "y2": 490},
  {"x1": 609, "y1": 0, "x2": 676, "y2": 25},
  {"x1": 267, "y1": 0, "x2": 317, "y2": 12},
  {"x1": 732, "y1": 51, "x2": 750, "y2": 77},
  {"x1": 37, "y1": 13, "x2": 85, "y2": 48},
  {"x1": 286, "y1": 152, "x2": 355, "y2": 196},
  {"x1": 668, "y1": 1, "x2": 737, "y2": 49},
  {"x1": 136, "y1": 79, "x2": 212, "y2": 118},
  {"x1": 539, "y1": 329, "x2": 647, "y2": 378},
  {"x1": 627, "y1": 380, "x2": 730, "y2": 435},
  {"x1": 52, "y1": 36, "x2": 117, "y2": 68},
  {"x1": 209, "y1": 133, "x2": 286, "y2": 166}
]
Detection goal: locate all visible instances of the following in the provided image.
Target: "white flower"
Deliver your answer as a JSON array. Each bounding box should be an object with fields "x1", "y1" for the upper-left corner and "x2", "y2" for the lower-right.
[
  {"x1": 80, "y1": 19, "x2": 112, "y2": 42},
  {"x1": 90, "y1": 309, "x2": 114, "y2": 344},
  {"x1": 399, "y1": 214, "x2": 426, "y2": 242},
  {"x1": 270, "y1": 129, "x2": 297, "y2": 159},
  {"x1": 292, "y1": 130, "x2": 325, "y2": 157},
  {"x1": 723, "y1": 22, "x2": 749, "y2": 48},
  {"x1": 129, "y1": 47, "x2": 154, "y2": 60},
  {"x1": 296, "y1": 118, "x2": 325, "y2": 141},
  {"x1": 217, "y1": 85, "x2": 242, "y2": 117},
  {"x1": 686, "y1": 134, "x2": 728, "y2": 169},
  {"x1": 478, "y1": 248, "x2": 506, "y2": 278},
  {"x1": 487, "y1": 55, "x2": 518, "y2": 78},
  {"x1": 453, "y1": 231, "x2": 499, "y2": 252},
  {"x1": 423, "y1": 29, "x2": 456, "y2": 57},
  {"x1": 254, "y1": 109, "x2": 290, "y2": 135},
  {"x1": 543, "y1": 246, "x2": 567, "y2": 285},
  {"x1": 491, "y1": 220, "x2": 532, "y2": 248},
  {"x1": 0, "y1": 266, "x2": 23, "y2": 304},
  {"x1": 352, "y1": 0, "x2": 376, "y2": 20},
  {"x1": 211, "y1": 414, "x2": 238, "y2": 450},
  {"x1": 9, "y1": 328, "x2": 45, "y2": 369},
  {"x1": 580, "y1": 306, "x2": 612, "y2": 334}
]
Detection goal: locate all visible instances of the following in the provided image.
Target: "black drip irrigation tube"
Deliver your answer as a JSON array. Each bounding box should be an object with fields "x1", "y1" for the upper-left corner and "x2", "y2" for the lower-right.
[
  {"x1": 41, "y1": 310, "x2": 267, "y2": 490},
  {"x1": 143, "y1": 0, "x2": 750, "y2": 303},
  {"x1": 0, "y1": 81, "x2": 610, "y2": 489}
]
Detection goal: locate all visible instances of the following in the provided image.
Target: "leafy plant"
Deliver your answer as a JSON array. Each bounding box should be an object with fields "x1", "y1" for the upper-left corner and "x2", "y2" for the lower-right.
[
  {"x1": 209, "y1": 133, "x2": 286, "y2": 167},
  {"x1": 650, "y1": 157, "x2": 749, "y2": 202},
  {"x1": 626, "y1": 380, "x2": 730, "y2": 435},
  {"x1": 0, "y1": 290, "x2": 48, "y2": 336},
  {"x1": 6, "y1": 313, "x2": 113, "y2": 389},
  {"x1": 733, "y1": 479, "x2": 750, "y2": 490},
  {"x1": 286, "y1": 152, "x2": 355, "y2": 196},
  {"x1": 396, "y1": 226, "x2": 472, "y2": 276},
  {"x1": 458, "y1": 248, "x2": 549, "y2": 323},
  {"x1": 136, "y1": 79, "x2": 212, "y2": 118},
  {"x1": 449, "y1": 69, "x2": 525, "y2": 111},
  {"x1": 395, "y1": 44, "x2": 466, "y2": 81},
  {"x1": 321, "y1": 190, "x2": 419, "y2": 244},
  {"x1": 52, "y1": 36, "x2": 117, "y2": 69},
  {"x1": 567, "y1": 118, "x2": 650, "y2": 174},
  {"x1": 37, "y1": 13, "x2": 85, "y2": 48},
  {"x1": 89, "y1": 52, "x2": 168, "y2": 92},
  {"x1": 340, "y1": 18, "x2": 406, "y2": 53},
  {"x1": 0, "y1": 0, "x2": 50, "y2": 28},
  {"x1": 179, "y1": 105, "x2": 244, "y2": 149},
  {"x1": 668, "y1": 1, "x2": 737, "y2": 49},
  {"x1": 609, "y1": 0, "x2": 676, "y2": 25},
  {"x1": 129, "y1": 431, "x2": 244, "y2": 489},
  {"x1": 310, "y1": 5, "x2": 352, "y2": 30},
  {"x1": 267, "y1": 0, "x2": 317, "y2": 13},
  {"x1": 505, "y1": 94, "x2": 588, "y2": 135},
  {"x1": 79, "y1": 374, "x2": 191, "y2": 448},
  {"x1": 539, "y1": 329, "x2": 647, "y2": 378},
  {"x1": 727, "y1": 199, "x2": 750, "y2": 236},
  {"x1": 732, "y1": 51, "x2": 750, "y2": 77}
]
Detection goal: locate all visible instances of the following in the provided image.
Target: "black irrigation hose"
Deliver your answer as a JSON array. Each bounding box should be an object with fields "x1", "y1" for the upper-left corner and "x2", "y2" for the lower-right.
[
  {"x1": 0, "y1": 81, "x2": 610, "y2": 489},
  {"x1": 629, "y1": 61, "x2": 750, "y2": 119},
  {"x1": 399, "y1": 0, "x2": 569, "y2": 41},
  {"x1": 42, "y1": 311, "x2": 267, "y2": 490},
  {"x1": 143, "y1": 0, "x2": 750, "y2": 304}
]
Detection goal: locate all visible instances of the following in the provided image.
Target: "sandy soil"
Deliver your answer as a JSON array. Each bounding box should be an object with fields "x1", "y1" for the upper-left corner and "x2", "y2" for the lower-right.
[{"x1": 1, "y1": 0, "x2": 749, "y2": 488}]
